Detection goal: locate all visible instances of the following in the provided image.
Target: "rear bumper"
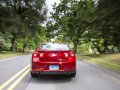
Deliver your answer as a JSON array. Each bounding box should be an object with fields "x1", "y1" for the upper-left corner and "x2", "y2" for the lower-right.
[
  {"x1": 31, "y1": 62, "x2": 76, "y2": 72},
  {"x1": 31, "y1": 70, "x2": 76, "y2": 75}
]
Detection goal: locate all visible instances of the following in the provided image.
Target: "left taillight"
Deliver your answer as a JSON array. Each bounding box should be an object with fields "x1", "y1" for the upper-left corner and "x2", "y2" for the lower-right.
[{"x1": 32, "y1": 53, "x2": 39, "y2": 62}]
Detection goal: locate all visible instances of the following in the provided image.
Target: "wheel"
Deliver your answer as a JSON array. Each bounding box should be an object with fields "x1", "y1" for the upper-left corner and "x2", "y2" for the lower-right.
[
  {"x1": 31, "y1": 72, "x2": 37, "y2": 77},
  {"x1": 69, "y1": 72, "x2": 76, "y2": 77}
]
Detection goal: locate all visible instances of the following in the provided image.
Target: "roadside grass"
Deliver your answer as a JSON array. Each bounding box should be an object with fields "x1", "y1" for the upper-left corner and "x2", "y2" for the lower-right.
[
  {"x1": 76, "y1": 54, "x2": 91, "y2": 60},
  {"x1": 77, "y1": 54, "x2": 120, "y2": 72},
  {"x1": 0, "y1": 51, "x2": 24, "y2": 60}
]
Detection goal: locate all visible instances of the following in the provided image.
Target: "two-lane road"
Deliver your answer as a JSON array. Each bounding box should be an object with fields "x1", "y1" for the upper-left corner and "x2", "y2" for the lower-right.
[{"x1": 0, "y1": 54, "x2": 120, "y2": 90}]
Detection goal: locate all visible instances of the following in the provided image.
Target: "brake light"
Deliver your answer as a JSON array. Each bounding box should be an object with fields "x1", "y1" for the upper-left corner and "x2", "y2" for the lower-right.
[
  {"x1": 58, "y1": 52, "x2": 69, "y2": 59},
  {"x1": 32, "y1": 52, "x2": 39, "y2": 62},
  {"x1": 68, "y1": 51, "x2": 75, "y2": 62},
  {"x1": 33, "y1": 53, "x2": 37, "y2": 57},
  {"x1": 64, "y1": 53, "x2": 69, "y2": 58},
  {"x1": 33, "y1": 52, "x2": 39, "y2": 57},
  {"x1": 39, "y1": 53, "x2": 44, "y2": 58},
  {"x1": 69, "y1": 52, "x2": 75, "y2": 57}
]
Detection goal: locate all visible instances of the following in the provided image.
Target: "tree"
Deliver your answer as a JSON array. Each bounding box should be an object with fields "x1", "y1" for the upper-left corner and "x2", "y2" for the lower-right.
[
  {"x1": 0, "y1": 0, "x2": 47, "y2": 51},
  {"x1": 90, "y1": 0, "x2": 120, "y2": 53},
  {"x1": 47, "y1": 0, "x2": 96, "y2": 53}
]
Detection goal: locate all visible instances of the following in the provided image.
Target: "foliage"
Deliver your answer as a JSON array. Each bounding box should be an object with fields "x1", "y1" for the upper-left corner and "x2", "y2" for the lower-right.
[
  {"x1": 0, "y1": 0, "x2": 47, "y2": 52},
  {"x1": 47, "y1": 0, "x2": 120, "y2": 54}
]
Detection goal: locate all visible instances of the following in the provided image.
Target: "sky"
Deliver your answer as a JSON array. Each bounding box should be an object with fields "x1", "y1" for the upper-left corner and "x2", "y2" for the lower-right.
[{"x1": 45, "y1": 0, "x2": 60, "y2": 16}]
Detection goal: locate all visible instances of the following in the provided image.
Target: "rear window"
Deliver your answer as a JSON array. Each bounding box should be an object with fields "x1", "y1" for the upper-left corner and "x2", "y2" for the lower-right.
[{"x1": 40, "y1": 43, "x2": 69, "y2": 51}]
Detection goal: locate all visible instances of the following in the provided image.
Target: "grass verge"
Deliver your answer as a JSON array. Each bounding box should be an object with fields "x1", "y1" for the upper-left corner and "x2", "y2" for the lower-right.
[
  {"x1": 77, "y1": 54, "x2": 120, "y2": 72},
  {"x1": 0, "y1": 51, "x2": 24, "y2": 60}
]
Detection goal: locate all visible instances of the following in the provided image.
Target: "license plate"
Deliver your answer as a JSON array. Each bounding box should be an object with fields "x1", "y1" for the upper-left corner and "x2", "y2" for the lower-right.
[{"x1": 49, "y1": 65, "x2": 59, "y2": 70}]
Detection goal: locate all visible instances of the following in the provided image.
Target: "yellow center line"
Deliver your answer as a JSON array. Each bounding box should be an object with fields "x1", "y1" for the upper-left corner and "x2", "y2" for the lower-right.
[
  {"x1": 0, "y1": 64, "x2": 30, "y2": 90},
  {"x1": 7, "y1": 68, "x2": 30, "y2": 90}
]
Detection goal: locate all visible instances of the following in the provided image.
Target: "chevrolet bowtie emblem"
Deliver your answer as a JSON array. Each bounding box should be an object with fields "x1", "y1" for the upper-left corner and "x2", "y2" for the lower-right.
[{"x1": 51, "y1": 53, "x2": 57, "y2": 57}]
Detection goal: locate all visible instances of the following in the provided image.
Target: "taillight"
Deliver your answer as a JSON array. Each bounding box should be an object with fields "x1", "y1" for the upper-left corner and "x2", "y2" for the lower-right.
[
  {"x1": 58, "y1": 52, "x2": 69, "y2": 59},
  {"x1": 64, "y1": 53, "x2": 69, "y2": 58},
  {"x1": 33, "y1": 53, "x2": 39, "y2": 57},
  {"x1": 69, "y1": 52, "x2": 75, "y2": 57},
  {"x1": 68, "y1": 51, "x2": 76, "y2": 62},
  {"x1": 32, "y1": 52, "x2": 39, "y2": 62},
  {"x1": 39, "y1": 53, "x2": 44, "y2": 58}
]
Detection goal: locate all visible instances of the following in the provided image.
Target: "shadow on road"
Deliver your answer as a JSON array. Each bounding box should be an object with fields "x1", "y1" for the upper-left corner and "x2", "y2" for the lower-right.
[{"x1": 30, "y1": 75, "x2": 73, "y2": 84}]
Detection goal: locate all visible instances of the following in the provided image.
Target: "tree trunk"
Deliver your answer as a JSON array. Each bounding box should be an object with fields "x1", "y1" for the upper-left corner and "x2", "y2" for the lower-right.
[
  {"x1": 22, "y1": 44, "x2": 27, "y2": 53},
  {"x1": 10, "y1": 33, "x2": 16, "y2": 52},
  {"x1": 91, "y1": 41, "x2": 103, "y2": 54},
  {"x1": 111, "y1": 46, "x2": 115, "y2": 53},
  {"x1": 73, "y1": 41, "x2": 78, "y2": 54},
  {"x1": 103, "y1": 39, "x2": 109, "y2": 53}
]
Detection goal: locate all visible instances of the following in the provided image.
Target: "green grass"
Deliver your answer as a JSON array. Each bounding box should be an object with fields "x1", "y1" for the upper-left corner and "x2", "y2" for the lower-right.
[
  {"x1": 76, "y1": 54, "x2": 91, "y2": 60},
  {"x1": 77, "y1": 54, "x2": 120, "y2": 72},
  {"x1": 0, "y1": 51, "x2": 24, "y2": 60}
]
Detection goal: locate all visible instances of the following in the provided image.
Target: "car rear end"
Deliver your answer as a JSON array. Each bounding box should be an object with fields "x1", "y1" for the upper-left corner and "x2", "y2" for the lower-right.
[{"x1": 31, "y1": 43, "x2": 76, "y2": 77}]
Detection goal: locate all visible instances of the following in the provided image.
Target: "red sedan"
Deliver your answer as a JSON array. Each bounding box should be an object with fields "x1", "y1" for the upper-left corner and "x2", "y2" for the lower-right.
[{"x1": 31, "y1": 43, "x2": 76, "y2": 77}]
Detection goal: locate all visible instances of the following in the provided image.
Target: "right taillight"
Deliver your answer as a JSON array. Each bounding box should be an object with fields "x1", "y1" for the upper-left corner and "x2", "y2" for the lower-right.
[
  {"x1": 69, "y1": 51, "x2": 75, "y2": 57},
  {"x1": 59, "y1": 52, "x2": 69, "y2": 59},
  {"x1": 68, "y1": 51, "x2": 76, "y2": 62},
  {"x1": 64, "y1": 53, "x2": 69, "y2": 58}
]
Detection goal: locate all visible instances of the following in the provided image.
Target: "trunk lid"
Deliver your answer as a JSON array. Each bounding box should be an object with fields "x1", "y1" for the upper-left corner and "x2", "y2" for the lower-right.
[{"x1": 39, "y1": 50, "x2": 70, "y2": 62}]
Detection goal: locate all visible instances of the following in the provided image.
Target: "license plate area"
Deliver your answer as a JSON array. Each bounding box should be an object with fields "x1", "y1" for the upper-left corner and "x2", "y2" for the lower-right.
[{"x1": 49, "y1": 65, "x2": 59, "y2": 70}]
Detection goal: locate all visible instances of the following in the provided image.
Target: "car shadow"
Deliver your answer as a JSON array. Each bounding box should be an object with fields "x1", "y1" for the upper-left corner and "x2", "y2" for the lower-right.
[{"x1": 31, "y1": 75, "x2": 73, "y2": 84}]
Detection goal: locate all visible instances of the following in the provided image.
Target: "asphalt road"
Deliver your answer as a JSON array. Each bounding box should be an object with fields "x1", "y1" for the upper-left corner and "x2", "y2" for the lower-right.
[{"x1": 0, "y1": 54, "x2": 120, "y2": 90}]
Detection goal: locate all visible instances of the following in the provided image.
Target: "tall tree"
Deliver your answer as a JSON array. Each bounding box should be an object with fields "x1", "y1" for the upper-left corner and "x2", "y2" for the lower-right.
[
  {"x1": 0, "y1": 0, "x2": 47, "y2": 51},
  {"x1": 47, "y1": 0, "x2": 95, "y2": 53}
]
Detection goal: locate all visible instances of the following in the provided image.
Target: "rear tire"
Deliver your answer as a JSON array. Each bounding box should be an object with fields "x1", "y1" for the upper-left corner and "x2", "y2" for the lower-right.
[{"x1": 31, "y1": 72, "x2": 37, "y2": 78}]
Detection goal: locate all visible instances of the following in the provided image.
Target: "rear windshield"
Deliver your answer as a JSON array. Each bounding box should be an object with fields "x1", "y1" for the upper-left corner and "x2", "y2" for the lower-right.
[{"x1": 40, "y1": 43, "x2": 69, "y2": 51}]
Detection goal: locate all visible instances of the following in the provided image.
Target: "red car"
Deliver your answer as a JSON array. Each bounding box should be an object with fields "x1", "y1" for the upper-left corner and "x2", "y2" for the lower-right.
[{"x1": 31, "y1": 43, "x2": 76, "y2": 77}]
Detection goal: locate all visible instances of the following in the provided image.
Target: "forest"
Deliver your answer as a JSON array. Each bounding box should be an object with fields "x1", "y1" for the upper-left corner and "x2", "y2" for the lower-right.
[
  {"x1": 0, "y1": 0, "x2": 47, "y2": 52},
  {"x1": 0, "y1": 0, "x2": 120, "y2": 54}
]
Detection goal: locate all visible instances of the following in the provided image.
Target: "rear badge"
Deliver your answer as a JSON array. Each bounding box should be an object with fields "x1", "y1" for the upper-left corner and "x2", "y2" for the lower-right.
[{"x1": 50, "y1": 53, "x2": 57, "y2": 57}]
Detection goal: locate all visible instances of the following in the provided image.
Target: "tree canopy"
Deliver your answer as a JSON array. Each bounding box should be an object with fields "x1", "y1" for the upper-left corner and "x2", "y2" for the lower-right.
[
  {"x1": 0, "y1": 0, "x2": 120, "y2": 54},
  {"x1": 0, "y1": 0, "x2": 47, "y2": 52},
  {"x1": 47, "y1": 0, "x2": 120, "y2": 54}
]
